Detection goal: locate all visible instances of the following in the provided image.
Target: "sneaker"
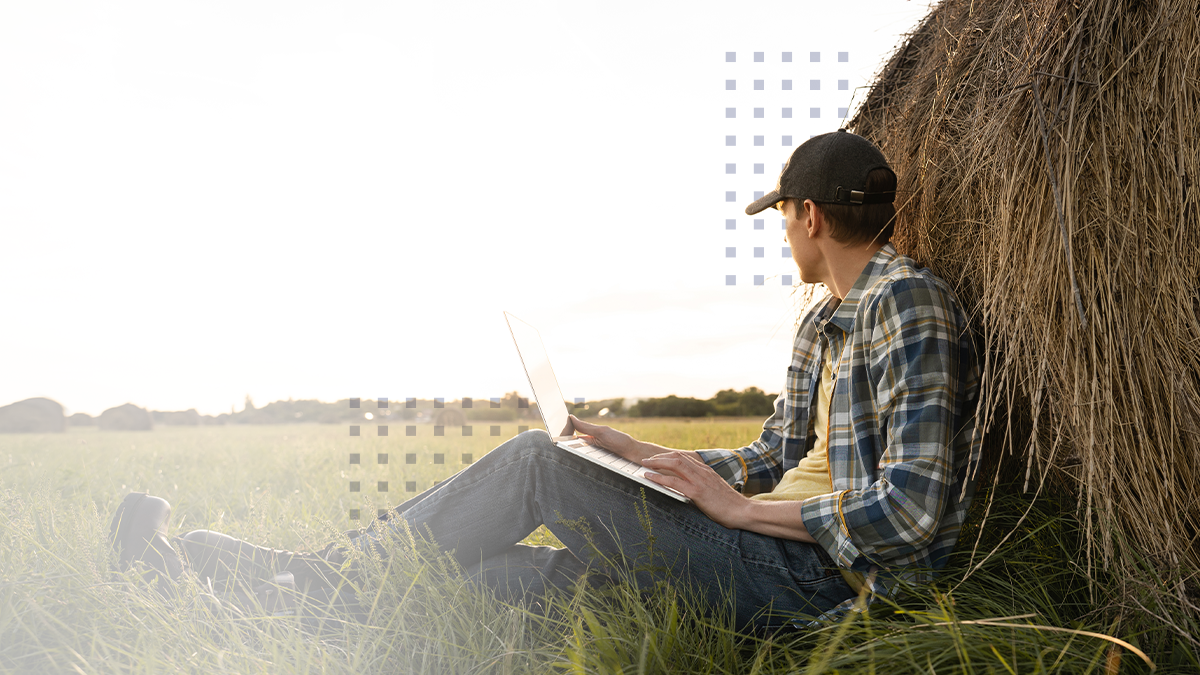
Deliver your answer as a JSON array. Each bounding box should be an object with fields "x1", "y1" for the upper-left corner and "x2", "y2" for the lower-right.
[{"x1": 107, "y1": 492, "x2": 186, "y2": 596}]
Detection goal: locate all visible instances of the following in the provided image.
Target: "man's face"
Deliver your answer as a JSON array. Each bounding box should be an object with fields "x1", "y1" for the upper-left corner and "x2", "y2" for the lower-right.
[{"x1": 780, "y1": 199, "x2": 817, "y2": 282}]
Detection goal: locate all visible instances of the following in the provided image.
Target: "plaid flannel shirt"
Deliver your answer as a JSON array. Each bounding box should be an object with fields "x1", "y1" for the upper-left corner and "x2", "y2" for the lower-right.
[{"x1": 694, "y1": 243, "x2": 981, "y2": 624}]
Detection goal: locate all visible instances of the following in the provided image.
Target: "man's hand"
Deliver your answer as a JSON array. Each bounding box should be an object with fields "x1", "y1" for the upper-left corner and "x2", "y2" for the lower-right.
[
  {"x1": 568, "y1": 415, "x2": 651, "y2": 463},
  {"x1": 639, "y1": 451, "x2": 750, "y2": 530},
  {"x1": 568, "y1": 415, "x2": 751, "y2": 530}
]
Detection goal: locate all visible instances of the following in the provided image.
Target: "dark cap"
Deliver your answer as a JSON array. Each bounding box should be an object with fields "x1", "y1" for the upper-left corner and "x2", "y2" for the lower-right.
[{"x1": 744, "y1": 129, "x2": 896, "y2": 215}]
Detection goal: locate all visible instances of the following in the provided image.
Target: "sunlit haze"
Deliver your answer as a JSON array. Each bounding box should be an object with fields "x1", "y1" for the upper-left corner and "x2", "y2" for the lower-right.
[{"x1": 1, "y1": 0, "x2": 934, "y2": 417}]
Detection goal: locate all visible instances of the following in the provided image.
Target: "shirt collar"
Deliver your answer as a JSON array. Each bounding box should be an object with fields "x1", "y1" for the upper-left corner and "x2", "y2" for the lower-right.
[{"x1": 819, "y1": 243, "x2": 899, "y2": 335}]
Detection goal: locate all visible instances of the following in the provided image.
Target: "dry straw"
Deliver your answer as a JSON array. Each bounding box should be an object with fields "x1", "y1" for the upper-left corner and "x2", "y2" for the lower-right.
[{"x1": 849, "y1": 0, "x2": 1200, "y2": 633}]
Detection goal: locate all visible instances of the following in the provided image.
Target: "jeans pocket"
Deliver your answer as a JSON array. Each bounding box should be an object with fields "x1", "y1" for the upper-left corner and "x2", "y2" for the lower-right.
[{"x1": 780, "y1": 539, "x2": 842, "y2": 586}]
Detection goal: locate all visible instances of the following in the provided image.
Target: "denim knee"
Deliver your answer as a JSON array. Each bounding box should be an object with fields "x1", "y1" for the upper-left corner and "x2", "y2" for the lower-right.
[{"x1": 510, "y1": 429, "x2": 557, "y2": 457}]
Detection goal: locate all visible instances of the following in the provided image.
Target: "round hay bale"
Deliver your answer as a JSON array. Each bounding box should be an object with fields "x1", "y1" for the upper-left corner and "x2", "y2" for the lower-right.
[
  {"x1": 68, "y1": 412, "x2": 96, "y2": 426},
  {"x1": 0, "y1": 397, "x2": 66, "y2": 433},
  {"x1": 98, "y1": 403, "x2": 154, "y2": 431},
  {"x1": 152, "y1": 409, "x2": 202, "y2": 426},
  {"x1": 850, "y1": 0, "x2": 1199, "y2": 630},
  {"x1": 434, "y1": 408, "x2": 465, "y2": 427}
]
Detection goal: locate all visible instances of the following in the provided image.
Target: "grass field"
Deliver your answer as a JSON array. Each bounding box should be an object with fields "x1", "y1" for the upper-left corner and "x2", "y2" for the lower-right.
[{"x1": 0, "y1": 421, "x2": 1191, "y2": 673}]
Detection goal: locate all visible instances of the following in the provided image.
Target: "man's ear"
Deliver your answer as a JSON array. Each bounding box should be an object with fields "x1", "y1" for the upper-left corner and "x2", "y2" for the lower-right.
[{"x1": 804, "y1": 199, "x2": 823, "y2": 238}]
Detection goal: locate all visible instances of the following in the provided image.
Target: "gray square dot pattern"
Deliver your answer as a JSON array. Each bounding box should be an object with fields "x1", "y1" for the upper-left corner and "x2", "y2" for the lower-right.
[
  {"x1": 754, "y1": 135, "x2": 764, "y2": 146},
  {"x1": 782, "y1": 80, "x2": 792, "y2": 90},
  {"x1": 725, "y1": 275, "x2": 735, "y2": 286},
  {"x1": 838, "y1": 79, "x2": 849, "y2": 91},
  {"x1": 783, "y1": 52, "x2": 792, "y2": 62},
  {"x1": 754, "y1": 163, "x2": 764, "y2": 174},
  {"x1": 810, "y1": 79, "x2": 820, "y2": 90},
  {"x1": 810, "y1": 108, "x2": 820, "y2": 118},
  {"x1": 754, "y1": 275, "x2": 764, "y2": 285},
  {"x1": 726, "y1": 107, "x2": 735, "y2": 118},
  {"x1": 754, "y1": 107, "x2": 764, "y2": 118},
  {"x1": 726, "y1": 163, "x2": 735, "y2": 174},
  {"x1": 782, "y1": 246, "x2": 792, "y2": 257},
  {"x1": 725, "y1": 191, "x2": 736, "y2": 202},
  {"x1": 754, "y1": 51, "x2": 763, "y2": 62},
  {"x1": 783, "y1": 135, "x2": 792, "y2": 146},
  {"x1": 753, "y1": 80, "x2": 763, "y2": 90},
  {"x1": 726, "y1": 218, "x2": 736, "y2": 230},
  {"x1": 838, "y1": 52, "x2": 849, "y2": 62},
  {"x1": 754, "y1": 218, "x2": 764, "y2": 229},
  {"x1": 726, "y1": 79, "x2": 735, "y2": 90},
  {"x1": 726, "y1": 51, "x2": 735, "y2": 62},
  {"x1": 783, "y1": 274, "x2": 793, "y2": 285},
  {"x1": 754, "y1": 247, "x2": 764, "y2": 258},
  {"x1": 726, "y1": 247, "x2": 736, "y2": 258},
  {"x1": 726, "y1": 135, "x2": 735, "y2": 146},
  {"x1": 810, "y1": 51, "x2": 820, "y2": 62},
  {"x1": 783, "y1": 108, "x2": 792, "y2": 118}
]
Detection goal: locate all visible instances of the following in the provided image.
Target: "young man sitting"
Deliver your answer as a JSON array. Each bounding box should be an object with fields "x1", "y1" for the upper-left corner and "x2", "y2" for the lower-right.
[{"x1": 110, "y1": 129, "x2": 980, "y2": 635}]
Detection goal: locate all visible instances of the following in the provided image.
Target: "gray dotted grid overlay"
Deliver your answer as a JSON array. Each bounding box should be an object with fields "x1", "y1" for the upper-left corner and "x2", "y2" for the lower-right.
[
  {"x1": 343, "y1": 396, "x2": 589, "y2": 520},
  {"x1": 723, "y1": 50, "x2": 851, "y2": 287}
]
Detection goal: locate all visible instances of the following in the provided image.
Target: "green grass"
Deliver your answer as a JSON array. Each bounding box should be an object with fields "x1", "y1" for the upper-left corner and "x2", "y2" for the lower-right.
[{"x1": 0, "y1": 422, "x2": 1194, "y2": 673}]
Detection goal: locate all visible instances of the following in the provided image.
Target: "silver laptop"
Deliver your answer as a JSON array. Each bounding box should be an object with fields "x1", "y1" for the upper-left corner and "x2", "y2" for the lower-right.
[{"x1": 504, "y1": 311, "x2": 692, "y2": 504}]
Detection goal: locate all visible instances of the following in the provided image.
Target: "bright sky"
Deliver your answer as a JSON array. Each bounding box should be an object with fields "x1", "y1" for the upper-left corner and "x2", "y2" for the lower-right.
[{"x1": 1, "y1": 0, "x2": 934, "y2": 417}]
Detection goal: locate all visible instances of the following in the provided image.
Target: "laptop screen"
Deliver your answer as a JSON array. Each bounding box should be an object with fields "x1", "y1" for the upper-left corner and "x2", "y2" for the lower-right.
[{"x1": 504, "y1": 312, "x2": 573, "y2": 438}]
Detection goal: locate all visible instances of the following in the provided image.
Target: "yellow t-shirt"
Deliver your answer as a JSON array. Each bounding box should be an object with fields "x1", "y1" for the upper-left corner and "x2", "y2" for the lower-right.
[{"x1": 750, "y1": 347, "x2": 865, "y2": 593}]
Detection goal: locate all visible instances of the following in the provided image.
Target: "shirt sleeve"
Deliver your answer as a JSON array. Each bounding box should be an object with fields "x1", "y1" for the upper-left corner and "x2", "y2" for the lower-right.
[
  {"x1": 800, "y1": 277, "x2": 961, "y2": 570},
  {"x1": 694, "y1": 385, "x2": 787, "y2": 496}
]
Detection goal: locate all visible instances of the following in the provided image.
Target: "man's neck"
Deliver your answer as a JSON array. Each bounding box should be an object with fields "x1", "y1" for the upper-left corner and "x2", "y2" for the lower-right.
[{"x1": 822, "y1": 241, "x2": 885, "y2": 299}]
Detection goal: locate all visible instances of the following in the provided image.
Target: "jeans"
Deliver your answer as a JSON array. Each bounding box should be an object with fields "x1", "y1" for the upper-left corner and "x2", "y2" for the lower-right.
[{"x1": 348, "y1": 429, "x2": 856, "y2": 635}]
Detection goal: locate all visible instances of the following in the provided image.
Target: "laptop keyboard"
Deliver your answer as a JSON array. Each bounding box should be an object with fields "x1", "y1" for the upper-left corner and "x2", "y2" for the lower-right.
[{"x1": 566, "y1": 440, "x2": 643, "y2": 473}]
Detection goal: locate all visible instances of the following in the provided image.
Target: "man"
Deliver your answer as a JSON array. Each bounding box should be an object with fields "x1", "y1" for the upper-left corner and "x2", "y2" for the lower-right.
[{"x1": 110, "y1": 130, "x2": 980, "y2": 635}]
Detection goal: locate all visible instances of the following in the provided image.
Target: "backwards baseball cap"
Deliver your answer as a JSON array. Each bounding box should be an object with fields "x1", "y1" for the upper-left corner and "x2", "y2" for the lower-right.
[{"x1": 744, "y1": 129, "x2": 896, "y2": 215}]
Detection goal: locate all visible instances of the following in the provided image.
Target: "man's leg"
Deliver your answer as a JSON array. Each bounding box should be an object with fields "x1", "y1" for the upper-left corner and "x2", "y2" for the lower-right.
[{"x1": 347, "y1": 429, "x2": 857, "y2": 634}]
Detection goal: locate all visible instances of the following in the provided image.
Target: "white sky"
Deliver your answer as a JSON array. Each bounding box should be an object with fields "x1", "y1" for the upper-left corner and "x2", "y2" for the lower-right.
[{"x1": 0, "y1": 0, "x2": 935, "y2": 417}]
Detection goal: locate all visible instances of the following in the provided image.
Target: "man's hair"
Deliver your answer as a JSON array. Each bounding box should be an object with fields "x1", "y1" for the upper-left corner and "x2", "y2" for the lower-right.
[{"x1": 794, "y1": 168, "x2": 897, "y2": 246}]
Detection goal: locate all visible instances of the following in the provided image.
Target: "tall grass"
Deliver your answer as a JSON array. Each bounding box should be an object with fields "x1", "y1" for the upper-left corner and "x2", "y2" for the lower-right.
[{"x1": 1, "y1": 423, "x2": 1196, "y2": 672}]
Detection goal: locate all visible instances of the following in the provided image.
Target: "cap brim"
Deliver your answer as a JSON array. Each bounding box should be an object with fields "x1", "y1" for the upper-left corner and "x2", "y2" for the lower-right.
[{"x1": 745, "y1": 190, "x2": 783, "y2": 216}]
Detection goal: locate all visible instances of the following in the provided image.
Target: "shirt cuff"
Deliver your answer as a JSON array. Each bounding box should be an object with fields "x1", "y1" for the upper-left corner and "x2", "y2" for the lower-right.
[
  {"x1": 800, "y1": 490, "x2": 862, "y2": 568},
  {"x1": 694, "y1": 448, "x2": 748, "y2": 492}
]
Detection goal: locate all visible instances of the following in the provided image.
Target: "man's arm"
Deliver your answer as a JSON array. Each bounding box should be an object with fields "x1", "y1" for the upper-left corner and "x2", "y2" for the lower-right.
[
  {"x1": 799, "y1": 277, "x2": 964, "y2": 570},
  {"x1": 727, "y1": 500, "x2": 816, "y2": 542}
]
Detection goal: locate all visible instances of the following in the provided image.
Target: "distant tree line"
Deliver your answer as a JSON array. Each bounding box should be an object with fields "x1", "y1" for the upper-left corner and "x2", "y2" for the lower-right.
[
  {"x1": 1, "y1": 388, "x2": 776, "y2": 433},
  {"x1": 627, "y1": 387, "x2": 776, "y2": 418}
]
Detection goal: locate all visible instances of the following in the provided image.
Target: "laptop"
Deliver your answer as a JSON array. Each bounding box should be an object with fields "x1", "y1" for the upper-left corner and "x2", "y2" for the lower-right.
[{"x1": 504, "y1": 311, "x2": 692, "y2": 504}]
